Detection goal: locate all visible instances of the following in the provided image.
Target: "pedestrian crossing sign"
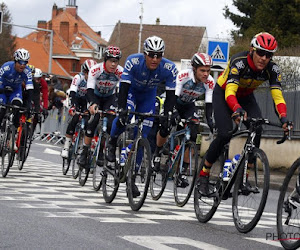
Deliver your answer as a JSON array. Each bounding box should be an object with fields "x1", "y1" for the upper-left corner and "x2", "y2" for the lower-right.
[{"x1": 207, "y1": 40, "x2": 230, "y2": 63}]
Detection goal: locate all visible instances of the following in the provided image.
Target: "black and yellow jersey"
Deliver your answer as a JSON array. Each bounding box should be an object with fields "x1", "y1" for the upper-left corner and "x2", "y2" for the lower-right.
[{"x1": 217, "y1": 51, "x2": 286, "y2": 118}]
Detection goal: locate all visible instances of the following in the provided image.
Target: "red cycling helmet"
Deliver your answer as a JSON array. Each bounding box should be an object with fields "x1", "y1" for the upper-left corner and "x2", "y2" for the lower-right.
[
  {"x1": 81, "y1": 59, "x2": 97, "y2": 73},
  {"x1": 191, "y1": 52, "x2": 213, "y2": 68},
  {"x1": 104, "y1": 46, "x2": 122, "y2": 61},
  {"x1": 250, "y1": 32, "x2": 277, "y2": 52}
]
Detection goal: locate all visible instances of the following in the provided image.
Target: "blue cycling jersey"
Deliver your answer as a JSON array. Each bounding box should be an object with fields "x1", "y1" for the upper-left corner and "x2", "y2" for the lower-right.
[
  {"x1": 122, "y1": 53, "x2": 177, "y2": 93},
  {"x1": 0, "y1": 61, "x2": 33, "y2": 90}
]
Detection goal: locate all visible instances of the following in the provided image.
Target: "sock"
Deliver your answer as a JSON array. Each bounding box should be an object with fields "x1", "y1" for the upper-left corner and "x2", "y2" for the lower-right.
[
  {"x1": 64, "y1": 137, "x2": 72, "y2": 149},
  {"x1": 199, "y1": 164, "x2": 211, "y2": 177}
]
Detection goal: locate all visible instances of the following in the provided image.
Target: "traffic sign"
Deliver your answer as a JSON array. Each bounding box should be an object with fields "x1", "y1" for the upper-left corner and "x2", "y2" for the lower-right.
[
  {"x1": 0, "y1": 11, "x2": 2, "y2": 34},
  {"x1": 207, "y1": 40, "x2": 230, "y2": 63}
]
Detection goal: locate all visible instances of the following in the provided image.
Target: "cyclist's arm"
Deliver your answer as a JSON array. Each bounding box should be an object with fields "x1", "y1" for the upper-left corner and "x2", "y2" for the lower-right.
[{"x1": 118, "y1": 81, "x2": 130, "y2": 110}]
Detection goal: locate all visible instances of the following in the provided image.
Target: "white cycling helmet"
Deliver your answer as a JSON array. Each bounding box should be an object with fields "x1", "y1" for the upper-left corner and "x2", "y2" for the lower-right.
[
  {"x1": 34, "y1": 68, "x2": 43, "y2": 78},
  {"x1": 143, "y1": 36, "x2": 165, "y2": 53},
  {"x1": 14, "y1": 48, "x2": 30, "y2": 62},
  {"x1": 81, "y1": 59, "x2": 97, "y2": 73}
]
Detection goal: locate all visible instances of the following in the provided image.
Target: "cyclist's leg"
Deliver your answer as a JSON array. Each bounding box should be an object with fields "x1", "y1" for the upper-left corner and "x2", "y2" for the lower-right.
[
  {"x1": 61, "y1": 114, "x2": 79, "y2": 158},
  {"x1": 198, "y1": 85, "x2": 232, "y2": 196}
]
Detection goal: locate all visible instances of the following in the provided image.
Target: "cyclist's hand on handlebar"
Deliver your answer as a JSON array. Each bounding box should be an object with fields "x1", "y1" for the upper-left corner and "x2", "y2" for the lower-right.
[
  {"x1": 232, "y1": 108, "x2": 247, "y2": 124},
  {"x1": 88, "y1": 104, "x2": 98, "y2": 115},
  {"x1": 68, "y1": 106, "x2": 76, "y2": 116},
  {"x1": 118, "y1": 108, "x2": 128, "y2": 126},
  {"x1": 280, "y1": 117, "x2": 293, "y2": 135}
]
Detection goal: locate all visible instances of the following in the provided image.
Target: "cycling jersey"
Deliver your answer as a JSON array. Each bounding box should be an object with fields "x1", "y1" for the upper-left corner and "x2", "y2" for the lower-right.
[
  {"x1": 0, "y1": 61, "x2": 33, "y2": 104},
  {"x1": 175, "y1": 68, "x2": 215, "y2": 104},
  {"x1": 122, "y1": 53, "x2": 177, "y2": 93},
  {"x1": 218, "y1": 51, "x2": 287, "y2": 118},
  {"x1": 87, "y1": 62, "x2": 123, "y2": 98},
  {"x1": 70, "y1": 72, "x2": 88, "y2": 99}
]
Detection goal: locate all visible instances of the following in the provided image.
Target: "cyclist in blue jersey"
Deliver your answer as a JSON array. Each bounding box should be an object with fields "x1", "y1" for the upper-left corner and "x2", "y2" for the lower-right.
[
  {"x1": 77, "y1": 46, "x2": 123, "y2": 167},
  {"x1": 0, "y1": 48, "x2": 33, "y2": 131},
  {"x1": 61, "y1": 59, "x2": 97, "y2": 158},
  {"x1": 106, "y1": 36, "x2": 178, "y2": 197}
]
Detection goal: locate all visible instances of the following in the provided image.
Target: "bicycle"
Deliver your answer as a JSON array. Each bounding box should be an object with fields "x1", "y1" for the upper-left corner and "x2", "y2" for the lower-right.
[
  {"x1": 194, "y1": 117, "x2": 289, "y2": 233},
  {"x1": 77, "y1": 110, "x2": 113, "y2": 188},
  {"x1": 150, "y1": 118, "x2": 209, "y2": 207},
  {"x1": 276, "y1": 140, "x2": 300, "y2": 250},
  {"x1": 62, "y1": 111, "x2": 88, "y2": 178},
  {"x1": 102, "y1": 110, "x2": 161, "y2": 211},
  {"x1": 0, "y1": 104, "x2": 26, "y2": 177}
]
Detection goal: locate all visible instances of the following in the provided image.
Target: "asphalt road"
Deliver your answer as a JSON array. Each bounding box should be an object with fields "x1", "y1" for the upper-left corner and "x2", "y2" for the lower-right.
[{"x1": 0, "y1": 141, "x2": 284, "y2": 249}]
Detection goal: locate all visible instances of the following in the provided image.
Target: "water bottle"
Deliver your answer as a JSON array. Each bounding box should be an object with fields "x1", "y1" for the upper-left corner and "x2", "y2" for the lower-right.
[
  {"x1": 103, "y1": 117, "x2": 108, "y2": 132},
  {"x1": 223, "y1": 159, "x2": 232, "y2": 181},
  {"x1": 231, "y1": 154, "x2": 240, "y2": 174},
  {"x1": 120, "y1": 143, "x2": 132, "y2": 166}
]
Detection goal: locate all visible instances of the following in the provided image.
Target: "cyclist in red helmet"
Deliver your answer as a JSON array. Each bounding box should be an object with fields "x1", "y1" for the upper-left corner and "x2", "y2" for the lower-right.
[{"x1": 197, "y1": 32, "x2": 292, "y2": 197}]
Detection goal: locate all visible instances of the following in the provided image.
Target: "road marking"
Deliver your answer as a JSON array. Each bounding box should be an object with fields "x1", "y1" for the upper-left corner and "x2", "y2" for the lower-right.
[{"x1": 245, "y1": 237, "x2": 282, "y2": 247}]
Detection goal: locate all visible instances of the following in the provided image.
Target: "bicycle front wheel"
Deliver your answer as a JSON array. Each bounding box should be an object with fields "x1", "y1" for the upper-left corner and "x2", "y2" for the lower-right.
[
  {"x1": 174, "y1": 141, "x2": 198, "y2": 207},
  {"x1": 2, "y1": 125, "x2": 16, "y2": 177},
  {"x1": 71, "y1": 130, "x2": 84, "y2": 179},
  {"x1": 62, "y1": 145, "x2": 72, "y2": 175},
  {"x1": 127, "y1": 138, "x2": 151, "y2": 211},
  {"x1": 277, "y1": 157, "x2": 300, "y2": 250},
  {"x1": 24, "y1": 122, "x2": 33, "y2": 161},
  {"x1": 232, "y1": 148, "x2": 270, "y2": 233},
  {"x1": 17, "y1": 125, "x2": 28, "y2": 171}
]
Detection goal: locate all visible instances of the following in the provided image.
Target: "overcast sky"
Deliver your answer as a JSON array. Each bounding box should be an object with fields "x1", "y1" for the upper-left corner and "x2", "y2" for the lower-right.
[{"x1": 5, "y1": 0, "x2": 237, "y2": 41}]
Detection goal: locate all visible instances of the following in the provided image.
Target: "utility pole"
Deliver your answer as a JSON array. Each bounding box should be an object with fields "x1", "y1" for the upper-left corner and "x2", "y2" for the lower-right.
[
  {"x1": 138, "y1": 0, "x2": 144, "y2": 53},
  {"x1": 3, "y1": 22, "x2": 53, "y2": 74}
]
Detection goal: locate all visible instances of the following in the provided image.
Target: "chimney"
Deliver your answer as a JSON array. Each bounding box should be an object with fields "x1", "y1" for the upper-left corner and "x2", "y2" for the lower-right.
[
  {"x1": 66, "y1": 0, "x2": 78, "y2": 17},
  {"x1": 156, "y1": 18, "x2": 160, "y2": 25},
  {"x1": 37, "y1": 20, "x2": 47, "y2": 29},
  {"x1": 97, "y1": 31, "x2": 101, "y2": 37},
  {"x1": 60, "y1": 22, "x2": 70, "y2": 45},
  {"x1": 52, "y1": 3, "x2": 58, "y2": 19}
]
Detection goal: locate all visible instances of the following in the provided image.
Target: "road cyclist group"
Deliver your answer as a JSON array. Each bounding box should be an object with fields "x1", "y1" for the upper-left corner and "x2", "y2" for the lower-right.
[{"x1": 1, "y1": 32, "x2": 299, "y2": 249}]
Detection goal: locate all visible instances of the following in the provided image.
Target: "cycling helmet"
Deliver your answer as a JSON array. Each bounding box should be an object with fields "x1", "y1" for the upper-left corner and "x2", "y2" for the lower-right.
[
  {"x1": 191, "y1": 52, "x2": 213, "y2": 67},
  {"x1": 81, "y1": 59, "x2": 97, "y2": 73},
  {"x1": 250, "y1": 32, "x2": 277, "y2": 52},
  {"x1": 143, "y1": 36, "x2": 165, "y2": 53},
  {"x1": 34, "y1": 68, "x2": 43, "y2": 78},
  {"x1": 28, "y1": 64, "x2": 35, "y2": 74},
  {"x1": 104, "y1": 46, "x2": 122, "y2": 61},
  {"x1": 14, "y1": 48, "x2": 30, "y2": 62}
]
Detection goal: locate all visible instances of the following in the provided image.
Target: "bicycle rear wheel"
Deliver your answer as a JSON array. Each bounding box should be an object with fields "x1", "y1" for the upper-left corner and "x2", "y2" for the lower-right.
[
  {"x1": 2, "y1": 125, "x2": 16, "y2": 177},
  {"x1": 277, "y1": 157, "x2": 300, "y2": 250},
  {"x1": 194, "y1": 153, "x2": 222, "y2": 223},
  {"x1": 174, "y1": 141, "x2": 198, "y2": 207},
  {"x1": 24, "y1": 122, "x2": 33, "y2": 160},
  {"x1": 232, "y1": 148, "x2": 270, "y2": 233},
  {"x1": 127, "y1": 138, "x2": 151, "y2": 211},
  {"x1": 102, "y1": 135, "x2": 123, "y2": 203},
  {"x1": 78, "y1": 165, "x2": 90, "y2": 186},
  {"x1": 17, "y1": 125, "x2": 28, "y2": 171}
]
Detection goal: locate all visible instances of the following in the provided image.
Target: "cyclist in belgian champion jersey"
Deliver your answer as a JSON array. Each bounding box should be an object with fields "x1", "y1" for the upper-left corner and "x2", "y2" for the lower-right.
[
  {"x1": 106, "y1": 36, "x2": 178, "y2": 197},
  {"x1": 77, "y1": 46, "x2": 123, "y2": 166},
  {"x1": 61, "y1": 59, "x2": 97, "y2": 158},
  {"x1": 0, "y1": 48, "x2": 33, "y2": 130},
  {"x1": 153, "y1": 52, "x2": 215, "y2": 186},
  {"x1": 198, "y1": 32, "x2": 291, "y2": 196}
]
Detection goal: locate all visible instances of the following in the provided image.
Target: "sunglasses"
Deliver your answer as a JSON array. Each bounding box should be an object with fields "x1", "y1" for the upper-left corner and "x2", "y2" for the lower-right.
[
  {"x1": 17, "y1": 60, "x2": 28, "y2": 65},
  {"x1": 145, "y1": 51, "x2": 163, "y2": 58},
  {"x1": 254, "y1": 49, "x2": 273, "y2": 59}
]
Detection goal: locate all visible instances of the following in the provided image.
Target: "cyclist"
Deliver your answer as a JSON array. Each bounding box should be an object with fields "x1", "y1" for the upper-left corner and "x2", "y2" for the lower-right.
[
  {"x1": 77, "y1": 46, "x2": 123, "y2": 166},
  {"x1": 0, "y1": 48, "x2": 33, "y2": 132},
  {"x1": 106, "y1": 36, "x2": 178, "y2": 197},
  {"x1": 154, "y1": 52, "x2": 215, "y2": 186},
  {"x1": 61, "y1": 59, "x2": 97, "y2": 158},
  {"x1": 198, "y1": 32, "x2": 291, "y2": 197}
]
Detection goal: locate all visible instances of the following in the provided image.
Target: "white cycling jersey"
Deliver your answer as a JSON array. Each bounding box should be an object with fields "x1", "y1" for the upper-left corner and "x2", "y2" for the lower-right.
[{"x1": 175, "y1": 68, "x2": 215, "y2": 104}]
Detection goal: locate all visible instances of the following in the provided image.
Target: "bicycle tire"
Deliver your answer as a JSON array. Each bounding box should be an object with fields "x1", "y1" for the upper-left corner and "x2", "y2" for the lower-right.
[
  {"x1": 277, "y1": 157, "x2": 300, "y2": 250},
  {"x1": 71, "y1": 129, "x2": 84, "y2": 179},
  {"x1": 17, "y1": 124, "x2": 28, "y2": 170},
  {"x1": 78, "y1": 165, "x2": 90, "y2": 186},
  {"x1": 102, "y1": 135, "x2": 123, "y2": 203},
  {"x1": 62, "y1": 144, "x2": 72, "y2": 175},
  {"x1": 194, "y1": 154, "x2": 221, "y2": 223},
  {"x1": 93, "y1": 134, "x2": 108, "y2": 191},
  {"x1": 174, "y1": 141, "x2": 198, "y2": 207},
  {"x1": 232, "y1": 147, "x2": 270, "y2": 233},
  {"x1": 127, "y1": 138, "x2": 151, "y2": 211},
  {"x1": 2, "y1": 125, "x2": 16, "y2": 177},
  {"x1": 24, "y1": 122, "x2": 33, "y2": 161}
]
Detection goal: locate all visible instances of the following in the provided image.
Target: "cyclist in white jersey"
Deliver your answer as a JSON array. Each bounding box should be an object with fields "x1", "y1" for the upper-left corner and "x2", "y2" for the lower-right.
[
  {"x1": 153, "y1": 53, "x2": 215, "y2": 178},
  {"x1": 77, "y1": 46, "x2": 123, "y2": 167}
]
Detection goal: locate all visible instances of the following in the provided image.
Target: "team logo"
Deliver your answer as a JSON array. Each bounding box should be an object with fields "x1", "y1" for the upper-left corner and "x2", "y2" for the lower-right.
[
  {"x1": 278, "y1": 74, "x2": 282, "y2": 82},
  {"x1": 235, "y1": 60, "x2": 245, "y2": 70},
  {"x1": 164, "y1": 63, "x2": 172, "y2": 70},
  {"x1": 131, "y1": 57, "x2": 140, "y2": 65},
  {"x1": 230, "y1": 67, "x2": 239, "y2": 75},
  {"x1": 272, "y1": 65, "x2": 280, "y2": 74}
]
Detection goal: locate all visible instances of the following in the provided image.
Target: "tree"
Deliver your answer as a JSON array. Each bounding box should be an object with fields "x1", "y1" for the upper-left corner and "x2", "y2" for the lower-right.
[
  {"x1": 0, "y1": 2, "x2": 16, "y2": 65},
  {"x1": 224, "y1": 0, "x2": 300, "y2": 50}
]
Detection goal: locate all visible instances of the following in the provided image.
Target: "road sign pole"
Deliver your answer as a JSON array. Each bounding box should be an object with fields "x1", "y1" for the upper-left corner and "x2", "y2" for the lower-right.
[{"x1": 0, "y1": 11, "x2": 3, "y2": 34}]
